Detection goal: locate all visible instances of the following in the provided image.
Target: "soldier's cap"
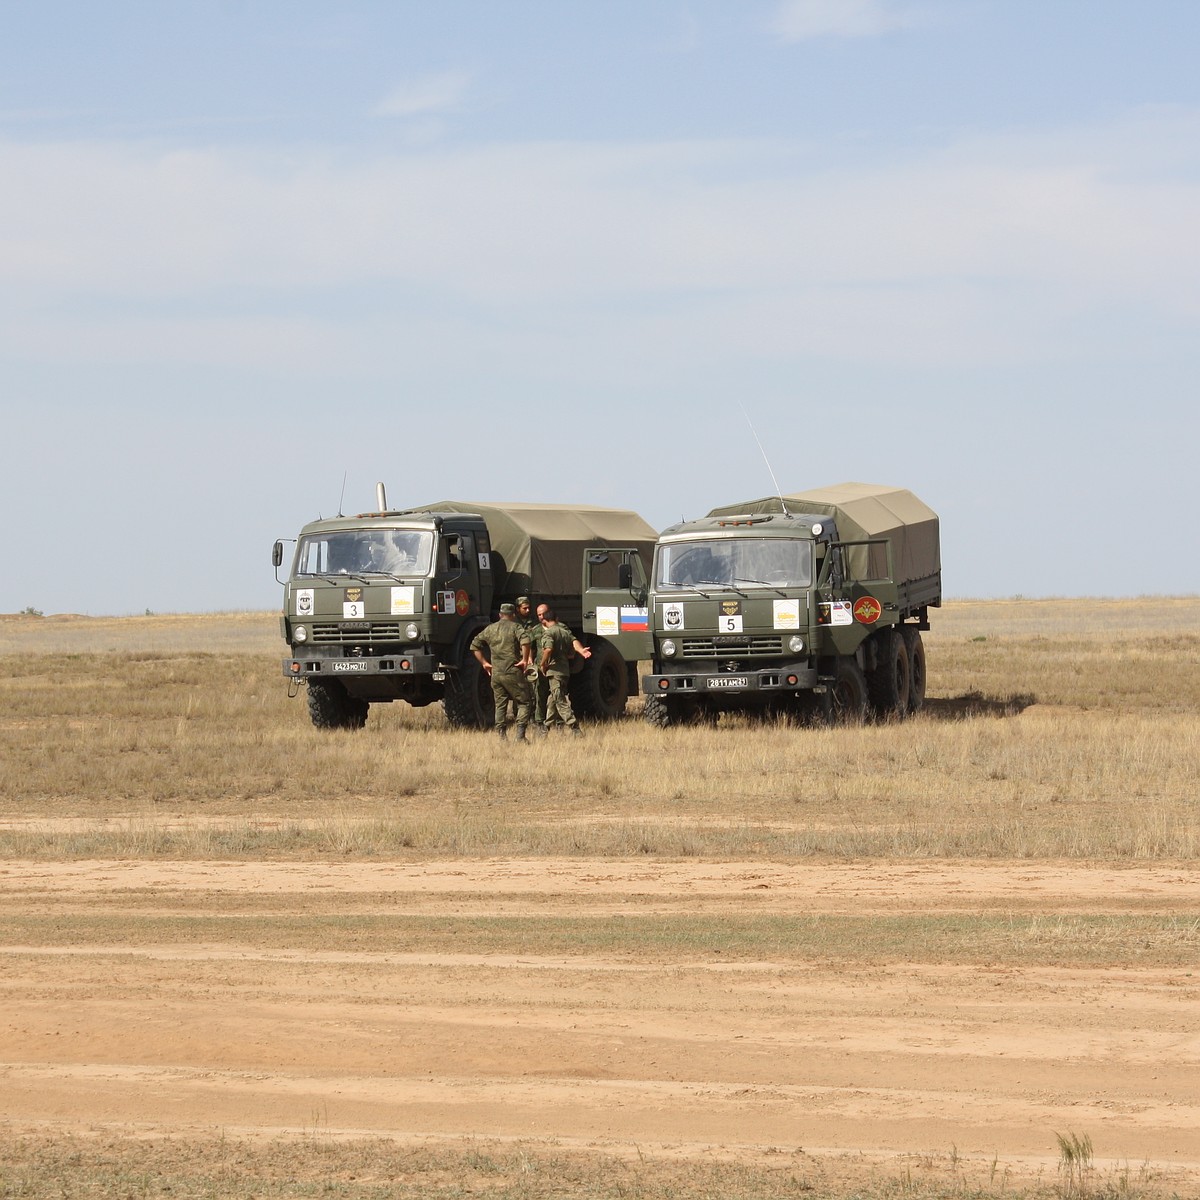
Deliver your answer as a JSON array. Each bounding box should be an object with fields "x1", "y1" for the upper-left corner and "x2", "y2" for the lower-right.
[
  {"x1": 499, "y1": 603, "x2": 516, "y2": 615},
  {"x1": 516, "y1": 595, "x2": 531, "y2": 606}
]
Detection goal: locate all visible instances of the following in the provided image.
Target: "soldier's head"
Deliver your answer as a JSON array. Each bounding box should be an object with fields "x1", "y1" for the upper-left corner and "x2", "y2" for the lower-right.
[
  {"x1": 516, "y1": 596, "x2": 532, "y2": 619},
  {"x1": 498, "y1": 603, "x2": 517, "y2": 621},
  {"x1": 539, "y1": 606, "x2": 556, "y2": 624}
]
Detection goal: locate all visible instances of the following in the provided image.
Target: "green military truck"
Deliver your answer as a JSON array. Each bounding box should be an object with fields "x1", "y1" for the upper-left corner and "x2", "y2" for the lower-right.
[
  {"x1": 273, "y1": 485, "x2": 656, "y2": 730},
  {"x1": 627, "y1": 483, "x2": 940, "y2": 726}
]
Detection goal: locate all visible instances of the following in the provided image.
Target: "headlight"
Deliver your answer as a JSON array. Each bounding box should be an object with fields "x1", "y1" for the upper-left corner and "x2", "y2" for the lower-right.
[
  {"x1": 293, "y1": 625, "x2": 308, "y2": 643},
  {"x1": 405, "y1": 623, "x2": 420, "y2": 640},
  {"x1": 812, "y1": 522, "x2": 823, "y2": 536},
  {"x1": 788, "y1": 635, "x2": 805, "y2": 654},
  {"x1": 661, "y1": 639, "x2": 677, "y2": 657}
]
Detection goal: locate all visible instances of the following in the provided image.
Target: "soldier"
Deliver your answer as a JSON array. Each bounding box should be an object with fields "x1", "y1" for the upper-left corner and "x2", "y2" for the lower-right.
[
  {"x1": 515, "y1": 597, "x2": 549, "y2": 727},
  {"x1": 470, "y1": 603, "x2": 533, "y2": 740},
  {"x1": 537, "y1": 606, "x2": 587, "y2": 737}
]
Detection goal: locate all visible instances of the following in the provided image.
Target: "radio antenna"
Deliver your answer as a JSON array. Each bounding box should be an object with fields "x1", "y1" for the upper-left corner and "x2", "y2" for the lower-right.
[
  {"x1": 337, "y1": 471, "x2": 348, "y2": 517},
  {"x1": 740, "y1": 403, "x2": 789, "y2": 515}
]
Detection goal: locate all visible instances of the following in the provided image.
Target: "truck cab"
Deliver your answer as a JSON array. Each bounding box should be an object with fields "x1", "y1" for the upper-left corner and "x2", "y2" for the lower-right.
[
  {"x1": 277, "y1": 509, "x2": 492, "y2": 727},
  {"x1": 641, "y1": 489, "x2": 939, "y2": 726}
]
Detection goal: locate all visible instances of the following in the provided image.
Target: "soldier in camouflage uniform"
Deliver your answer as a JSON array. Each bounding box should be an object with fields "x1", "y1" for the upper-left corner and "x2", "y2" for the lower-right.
[
  {"x1": 537, "y1": 606, "x2": 585, "y2": 737},
  {"x1": 470, "y1": 603, "x2": 533, "y2": 739},
  {"x1": 515, "y1": 596, "x2": 549, "y2": 727}
]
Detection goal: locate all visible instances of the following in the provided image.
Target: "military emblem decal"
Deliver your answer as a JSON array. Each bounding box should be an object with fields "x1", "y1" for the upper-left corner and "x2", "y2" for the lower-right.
[
  {"x1": 853, "y1": 596, "x2": 882, "y2": 624},
  {"x1": 455, "y1": 589, "x2": 470, "y2": 616}
]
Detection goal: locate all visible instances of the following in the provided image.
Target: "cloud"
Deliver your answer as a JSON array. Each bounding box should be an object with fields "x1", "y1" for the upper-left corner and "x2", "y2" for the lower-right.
[
  {"x1": 770, "y1": 0, "x2": 924, "y2": 40},
  {"x1": 373, "y1": 70, "x2": 470, "y2": 118},
  {"x1": 1, "y1": 108, "x2": 1198, "y2": 380}
]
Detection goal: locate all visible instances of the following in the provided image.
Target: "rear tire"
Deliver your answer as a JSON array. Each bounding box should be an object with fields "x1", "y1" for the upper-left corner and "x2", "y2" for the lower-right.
[
  {"x1": 570, "y1": 640, "x2": 628, "y2": 720},
  {"x1": 306, "y1": 680, "x2": 368, "y2": 731},
  {"x1": 443, "y1": 650, "x2": 492, "y2": 729},
  {"x1": 902, "y1": 627, "x2": 926, "y2": 714},
  {"x1": 830, "y1": 658, "x2": 868, "y2": 724},
  {"x1": 867, "y1": 628, "x2": 911, "y2": 719}
]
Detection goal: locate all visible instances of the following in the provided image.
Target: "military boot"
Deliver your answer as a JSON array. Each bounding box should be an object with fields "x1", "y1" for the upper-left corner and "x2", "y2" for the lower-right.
[{"x1": 495, "y1": 726, "x2": 507, "y2": 740}]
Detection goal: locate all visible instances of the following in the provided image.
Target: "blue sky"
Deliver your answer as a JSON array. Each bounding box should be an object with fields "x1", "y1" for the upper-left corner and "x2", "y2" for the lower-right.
[{"x1": 2, "y1": 0, "x2": 1197, "y2": 614}]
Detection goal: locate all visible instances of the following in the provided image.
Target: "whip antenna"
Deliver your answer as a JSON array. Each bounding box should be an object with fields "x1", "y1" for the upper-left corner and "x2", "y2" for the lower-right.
[
  {"x1": 740, "y1": 403, "x2": 789, "y2": 515},
  {"x1": 337, "y1": 471, "x2": 348, "y2": 517}
]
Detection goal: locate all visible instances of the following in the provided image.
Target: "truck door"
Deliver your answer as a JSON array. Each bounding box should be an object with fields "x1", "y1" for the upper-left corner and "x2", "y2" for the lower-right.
[{"x1": 581, "y1": 547, "x2": 653, "y2": 660}]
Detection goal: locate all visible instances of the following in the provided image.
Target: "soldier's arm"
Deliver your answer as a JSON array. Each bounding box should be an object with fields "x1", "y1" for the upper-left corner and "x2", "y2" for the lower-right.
[
  {"x1": 471, "y1": 632, "x2": 493, "y2": 675},
  {"x1": 571, "y1": 637, "x2": 592, "y2": 659}
]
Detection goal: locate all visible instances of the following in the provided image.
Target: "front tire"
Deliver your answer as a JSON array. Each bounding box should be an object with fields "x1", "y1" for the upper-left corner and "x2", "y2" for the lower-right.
[
  {"x1": 570, "y1": 640, "x2": 628, "y2": 720},
  {"x1": 306, "y1": 680, "x2": 368, "y2": 731},
  {"x1": 443, "y1": 650, "x2": 492, "y2": 729},
  {"x1": 830, "y1": 657, "x2": 868, "y2": 724}
]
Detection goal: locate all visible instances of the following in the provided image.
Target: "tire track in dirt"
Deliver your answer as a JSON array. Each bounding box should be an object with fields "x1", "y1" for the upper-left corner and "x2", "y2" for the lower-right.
[{"x1": 1, "y1": 857, "x2": 1197, "y2": 1187}]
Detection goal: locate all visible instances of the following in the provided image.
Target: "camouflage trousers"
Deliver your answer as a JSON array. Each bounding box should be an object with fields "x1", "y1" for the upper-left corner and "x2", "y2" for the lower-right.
[
  {"x1": 525, "y1": 666, "x2": 549, "y2": 725},
  {"x1": 543, "y1": 671, "x2": 578, "y2": 729},
  {"x1": 491, "y1": 668, "x2": 532, "y2": 731}
]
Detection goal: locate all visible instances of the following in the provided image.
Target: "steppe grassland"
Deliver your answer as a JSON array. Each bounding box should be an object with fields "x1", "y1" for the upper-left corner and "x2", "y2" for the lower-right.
[
  {"x1": 0, "y1": 598, "x2": 1197, "y2": 861},
  {"x1": 2, "y1": 600, "x2": 1198, "y2": 1200}
]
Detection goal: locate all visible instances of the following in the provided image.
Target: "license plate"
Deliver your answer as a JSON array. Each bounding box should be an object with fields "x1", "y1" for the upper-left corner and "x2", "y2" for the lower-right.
[
  {"x1": 706, "y1": 676, "x2": 748, "y2": 689},
  {"x1": 333, "y1": 661, "x2": 368, "y2": 672}
]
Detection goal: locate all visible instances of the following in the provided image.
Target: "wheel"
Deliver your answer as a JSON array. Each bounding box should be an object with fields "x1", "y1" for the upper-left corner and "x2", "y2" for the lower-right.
[
  {"x1": 643, "y1": 694, "x2": 715, "y2": 728},
  {"x1": 901, "y1": 627, "x2": 926, "y2": 714},
  {"x1": 867, "y1": 628, "x2": 911, "y2": 719},
  {"x1": 829, "y1": 657, "x2": 868, "y2": 724},
  {"x1": 443, "y1": 649, "x2": 492, "y2": 729},
  {"x1": 306, "y1": 680, "x2": 368, "y2": 731},
  {"x1": 569, "y1": 640, "x2": 628, "y2": 720},
  {"x1": 643, "y1": 694, "x2": 673, "y2": 728}
]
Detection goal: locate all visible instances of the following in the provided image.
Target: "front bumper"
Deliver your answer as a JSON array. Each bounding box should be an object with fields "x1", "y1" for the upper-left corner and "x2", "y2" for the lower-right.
[
  {"x1": 642, "y1": 663, "x2": 819, "y2": 696},
  {"x1": 282, "y1": 651, "x2": 441, "y2": 680}
]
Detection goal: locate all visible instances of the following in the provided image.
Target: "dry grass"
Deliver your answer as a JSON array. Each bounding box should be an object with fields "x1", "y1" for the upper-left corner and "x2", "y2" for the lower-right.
[
  {"x1": 1, "y1": 599, "x2": 1198, "y2": 862},
  {"x1": 2, "y1": 601, "x2": 1196, "y2": 1200},
  {"x1": 3, "y1": 905, "x2": 1197, "y2": 967},
  {"x1": 0, "y1": 1131, "x2": 1176, "y2": 1199}
]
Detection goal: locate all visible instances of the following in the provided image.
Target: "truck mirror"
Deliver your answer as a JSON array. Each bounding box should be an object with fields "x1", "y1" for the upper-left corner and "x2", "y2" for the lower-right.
[
  {"x1": 617, "y1": 563, "x2": 633, "y2": 590},
  {"x1": 272, "y1": 540, "x2": 284, "y2": 568}
]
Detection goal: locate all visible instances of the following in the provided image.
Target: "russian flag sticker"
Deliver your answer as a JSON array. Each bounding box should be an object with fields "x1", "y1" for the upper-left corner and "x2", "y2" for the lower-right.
[{"x1": 620, "y1": 606, "x2": 649, "y2": 631}]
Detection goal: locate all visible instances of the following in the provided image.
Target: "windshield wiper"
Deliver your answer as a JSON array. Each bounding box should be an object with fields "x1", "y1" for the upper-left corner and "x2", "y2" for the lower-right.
[{"x1": 734, "y1": 576, "x2": 788, "y2": 596}]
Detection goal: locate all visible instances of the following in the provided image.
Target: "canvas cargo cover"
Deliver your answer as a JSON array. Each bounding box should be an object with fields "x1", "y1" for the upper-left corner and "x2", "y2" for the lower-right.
[
  {"x1": 707, "y1": 483, "x2": 940, "y2": 584},
  {"x1": 408, "y1": 501, "x2": 658, "y2": 596}
]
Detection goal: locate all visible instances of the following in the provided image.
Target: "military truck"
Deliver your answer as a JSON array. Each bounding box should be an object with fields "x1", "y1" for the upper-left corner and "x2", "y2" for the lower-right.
[
  {"x1": 273, "y1": 485, "x2": 656, "y2": 730},
  {"x1": 629, "y1": 483, "x2": 940, "y2": 726}
]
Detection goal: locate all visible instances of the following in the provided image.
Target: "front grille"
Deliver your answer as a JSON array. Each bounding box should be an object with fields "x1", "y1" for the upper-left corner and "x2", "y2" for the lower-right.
[
  {"x1": 681, "y1": 636, "x2": 784, "y2": 659},
  {"x1": 311, "y1": 622, "x2": 404, "y2": 645}
]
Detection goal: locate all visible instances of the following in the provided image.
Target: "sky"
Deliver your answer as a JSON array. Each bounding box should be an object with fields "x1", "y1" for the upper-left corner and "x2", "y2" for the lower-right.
[{"x1": 2, "y1": 0, "x2": 1198, "y2": 614}]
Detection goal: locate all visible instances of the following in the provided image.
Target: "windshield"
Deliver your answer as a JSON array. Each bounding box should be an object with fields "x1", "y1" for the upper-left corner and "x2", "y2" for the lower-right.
[
  {"x1": 655, "y1": 537, "x2": 812, "y2": 590},
  {"x1": 295, "y1": 529, "x2": 435, "y2": 578}
]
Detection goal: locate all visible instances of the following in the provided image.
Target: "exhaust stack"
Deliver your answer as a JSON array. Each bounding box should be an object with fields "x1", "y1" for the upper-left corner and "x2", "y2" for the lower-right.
[{"x1": 376, "y1": 482, "x2": 388, "y2": 513}]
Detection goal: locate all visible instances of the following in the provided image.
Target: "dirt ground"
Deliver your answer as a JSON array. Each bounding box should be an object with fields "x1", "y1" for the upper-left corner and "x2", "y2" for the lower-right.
[{"x1": 2, "y1": 857, "x2": 1197, "y2": 1191}]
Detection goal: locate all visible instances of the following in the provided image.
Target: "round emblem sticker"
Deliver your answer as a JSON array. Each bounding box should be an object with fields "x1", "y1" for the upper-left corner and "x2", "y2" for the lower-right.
[
  {"x1": 455, "y1": 589, "x2": 470, "y2": 616},
  {"x1": 853, "y1": 596, "x2": 882, "y2": 624}
]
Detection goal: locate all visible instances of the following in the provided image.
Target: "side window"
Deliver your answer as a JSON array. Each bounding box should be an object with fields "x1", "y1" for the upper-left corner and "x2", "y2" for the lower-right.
[
  {"x1": 587, "y1": 550, "x2": 647, "y2": 590},
  {"x1": 587, "y1": 552, "x2": 623, "y2": 589}
]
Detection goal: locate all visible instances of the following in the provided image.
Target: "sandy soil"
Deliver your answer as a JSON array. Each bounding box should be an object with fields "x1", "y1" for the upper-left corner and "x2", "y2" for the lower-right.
[{"x1": 2, "y1": 857, "x2": 1198, "y2": 1190}]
